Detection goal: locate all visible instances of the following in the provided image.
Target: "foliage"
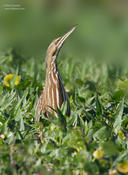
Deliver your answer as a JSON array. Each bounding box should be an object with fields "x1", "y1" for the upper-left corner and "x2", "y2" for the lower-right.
[{"x1": 0, "y1": 51, "x2": 128, "y2": 175}]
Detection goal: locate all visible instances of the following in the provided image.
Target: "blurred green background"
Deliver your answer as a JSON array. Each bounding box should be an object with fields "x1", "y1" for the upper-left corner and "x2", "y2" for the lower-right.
[{"x1": 0, "y1": 0, "x2": 128, "y2": 64}]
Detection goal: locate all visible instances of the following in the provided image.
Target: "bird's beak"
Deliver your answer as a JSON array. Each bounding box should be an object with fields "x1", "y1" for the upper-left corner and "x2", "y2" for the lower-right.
[{"x1": 57, "y1": 24, "x2": 77, "y2": 49}]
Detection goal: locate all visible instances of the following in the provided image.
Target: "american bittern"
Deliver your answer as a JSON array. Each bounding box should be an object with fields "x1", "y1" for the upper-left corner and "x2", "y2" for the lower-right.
[{"x1": 36, "y1": 25, "x2": 77, "y2": 122}]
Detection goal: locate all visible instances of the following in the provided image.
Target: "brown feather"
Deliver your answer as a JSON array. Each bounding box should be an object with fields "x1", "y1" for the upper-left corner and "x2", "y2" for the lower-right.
[{"x1": 35, "y1": 25, "x2": 77, "y2": 121}]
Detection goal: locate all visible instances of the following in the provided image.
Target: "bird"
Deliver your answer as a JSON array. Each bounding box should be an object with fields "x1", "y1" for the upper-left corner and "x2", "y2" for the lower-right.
[{"x1": 35, "y1": 25, "x2": 77, "y2": 122}]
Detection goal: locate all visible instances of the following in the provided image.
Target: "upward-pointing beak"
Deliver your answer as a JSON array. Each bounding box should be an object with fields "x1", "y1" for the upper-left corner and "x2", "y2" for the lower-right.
[{"x1": 57, "y1": 24, "x2": 77, "y2": 49}]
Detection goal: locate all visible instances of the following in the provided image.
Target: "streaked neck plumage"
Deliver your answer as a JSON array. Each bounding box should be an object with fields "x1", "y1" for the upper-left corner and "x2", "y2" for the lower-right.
[{"x1": 46, "y1": 54, "x2": 59, "y2": 80}]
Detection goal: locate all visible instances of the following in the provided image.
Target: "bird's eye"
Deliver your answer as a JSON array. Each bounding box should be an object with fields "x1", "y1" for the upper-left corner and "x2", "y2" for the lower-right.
[
  {"x1": 56, "y1": 37, "x2": 61, "y2": 43},
  {"x1": 55, "y1": 40, "x2": 59, "y2": 45}
]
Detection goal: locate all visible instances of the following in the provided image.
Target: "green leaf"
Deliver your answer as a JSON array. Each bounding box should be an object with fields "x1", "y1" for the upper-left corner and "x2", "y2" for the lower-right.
[
  {"x1": 61, "y1": 101, "x2": 68, "y2": 116},
  {"x1": 75, "y1": 79, "x2": 84, "y2": 86},
  {"x1": 63, "y1": 127, "x2": 85, "y2": 150},
  {"x1": 113, "y1": 99, "x2": 124, "y2": 135},
  {"x1": 96, "y1": 94, "x2": 103, "y2": 119},
  {"x1": 93, "y1": 126, "x2": 111, "y2": 141},
  {"x1": 15, "y1": 108, "x2": 23, "y2": 121},
  {"x1": 0, "y1": 85, "x2": 3, "y2": 96},
  {"x1": 20, "y1": 115, "x2": 25, "y2": 131},
  {"x1": 103, "y1": 141, "x2": 119, "y2": 156},
  {"x1": 113, "y1": 90, "x2": 125, "y2": 102},
  {"x1": 119, "y1": 81, "x2": 128, "y2": 96},
  {"x1": 57, "y1": 107, "x2": 67, "y2": 133}
]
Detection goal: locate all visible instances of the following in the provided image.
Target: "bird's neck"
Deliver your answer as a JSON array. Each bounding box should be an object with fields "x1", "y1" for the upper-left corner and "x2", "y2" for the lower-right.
[{"x1": 46, "y1": 56, "x2": 59, "y2": 80}]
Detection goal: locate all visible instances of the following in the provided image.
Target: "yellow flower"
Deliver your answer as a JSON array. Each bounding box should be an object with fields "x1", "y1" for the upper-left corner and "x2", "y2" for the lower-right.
[
  {"x1": 73, "y1": 151, "x2": 77, "y2": 155},
  {"x1": 118, "y1": 130, "x2": 125, "y2": 140},
  {"x1": 93, "y1": 147, "x2": 104, "y2": 159},
  {"x1": 117, "y1": 161, "x2": 128, "y2": 173},
  {"x1": 4, "y1": 74, "x2": 20, "y2": 87},
  {"x1": 50, "y1": 125, "x2": 55, "y2": 131},
  {"x1": 76, "y1": 147, "x2": 83, "y2": 152}
]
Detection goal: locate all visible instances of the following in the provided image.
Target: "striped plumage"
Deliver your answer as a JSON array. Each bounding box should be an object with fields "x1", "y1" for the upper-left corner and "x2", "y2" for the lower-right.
[{"x1": 35, "y1": 25, "x2": 77, "y2": 122}]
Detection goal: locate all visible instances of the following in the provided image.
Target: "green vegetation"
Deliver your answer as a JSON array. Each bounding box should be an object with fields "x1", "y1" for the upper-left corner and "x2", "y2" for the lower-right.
[{"x1": 0, "y1": 53, "x2": 128, "y2": 175}]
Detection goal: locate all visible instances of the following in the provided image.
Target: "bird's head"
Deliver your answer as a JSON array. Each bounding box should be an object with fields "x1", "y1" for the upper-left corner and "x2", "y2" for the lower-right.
[{"x1": 46, "y1": 25, "x2": 77, "y2": 68}]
